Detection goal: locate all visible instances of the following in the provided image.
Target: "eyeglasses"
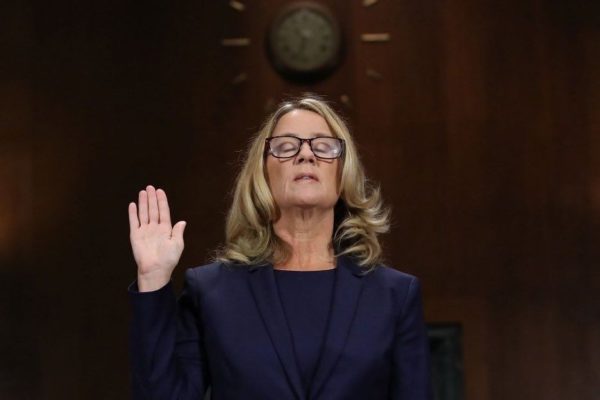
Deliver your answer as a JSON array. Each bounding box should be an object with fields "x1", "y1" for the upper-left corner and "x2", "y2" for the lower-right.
[{"x1": 265, "y1": 136, "x2": 345, "y2": 159}]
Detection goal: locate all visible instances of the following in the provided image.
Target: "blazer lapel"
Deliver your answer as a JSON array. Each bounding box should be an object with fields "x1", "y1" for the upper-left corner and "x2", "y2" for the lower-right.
[
  {"x1": 308, "y1": 256, "x2": 367, "y2": 399},
  {"x1": 247, "y1": 263, "x2": 306, "y2": 400}
]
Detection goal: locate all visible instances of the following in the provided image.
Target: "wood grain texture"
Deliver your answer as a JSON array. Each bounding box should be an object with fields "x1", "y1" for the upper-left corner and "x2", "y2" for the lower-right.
[{"x1": 1, "y1": 0, "x2": 598, "y2": 398}]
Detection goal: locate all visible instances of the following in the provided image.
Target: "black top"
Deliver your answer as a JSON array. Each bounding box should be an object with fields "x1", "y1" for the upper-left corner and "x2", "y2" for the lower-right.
[{"x1": 273, "y1": 268, "x2": 337, "y2": 391}]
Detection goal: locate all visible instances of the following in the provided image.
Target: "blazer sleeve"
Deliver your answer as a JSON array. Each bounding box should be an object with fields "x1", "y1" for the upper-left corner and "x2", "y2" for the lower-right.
[
  {"x1": 390, "y1": 276, "x2": 433, "y2": 400},
  {"x1": 129, "y1": 268, "x2": 210, "y2": 400}
]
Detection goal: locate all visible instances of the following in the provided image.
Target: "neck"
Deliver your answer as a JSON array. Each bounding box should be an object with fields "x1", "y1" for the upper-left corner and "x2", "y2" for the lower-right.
[{"x1": 272, "y1": 207, "x2": 335, "y2": 271}]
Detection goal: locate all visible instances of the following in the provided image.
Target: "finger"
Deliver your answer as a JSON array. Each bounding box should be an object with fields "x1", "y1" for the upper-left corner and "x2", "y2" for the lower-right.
[
  {"x1": 128, "y1": 202, "x2": 139, "y2": 231},
  {"x1": 156, "y1": 189, "x2": 172, "y2": 226},
  {"x1": 138, "y1": 190, "x2": 148, "y2": 225},
  {"x1": 147, "y1": 185, "x2": 159, "y2": 223},
  {"x1": 172, "y1": 221, "x2": 187, "y2": 242}
]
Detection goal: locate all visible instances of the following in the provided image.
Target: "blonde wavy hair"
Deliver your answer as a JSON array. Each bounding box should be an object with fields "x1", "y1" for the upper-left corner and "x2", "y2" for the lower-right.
[{"x1": 217, "y1": 95, "x2": 390, "y2": 269}]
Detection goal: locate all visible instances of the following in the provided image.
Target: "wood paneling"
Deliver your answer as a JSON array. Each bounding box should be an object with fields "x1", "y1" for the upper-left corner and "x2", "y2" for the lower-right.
[{"x1": 1, "y1": 0, "x2": 598, "y2": 398}]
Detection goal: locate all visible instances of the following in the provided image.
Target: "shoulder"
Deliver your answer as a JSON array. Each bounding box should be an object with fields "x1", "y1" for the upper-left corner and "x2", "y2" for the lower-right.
[
  {"x1": 363, "y1": 264, "x2": 423, "y2": 307},
  {"x1": 362, "y1": 265, "x2": 426, "y2": 329},
  {"x1": 186, "y1": 261, "x2": 224, "y2": 278},
  {"x1": 340, "y1": 255, "x2": 420, "y2": 294},
  {"x1": 183, "y1": 261, "x2": 251, "y2": 294},
  {"x1": 186, "y1": 260, "x2": 251, "y2": 276},
  {"x1": 367, "y1": 264, "x2": 420, "y2": 288}
]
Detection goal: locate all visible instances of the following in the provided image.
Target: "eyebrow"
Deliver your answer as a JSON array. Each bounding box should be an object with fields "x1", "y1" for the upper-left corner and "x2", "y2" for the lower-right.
[{"x1": 272, "y1": 132, "x2": 334, "y2": 138}]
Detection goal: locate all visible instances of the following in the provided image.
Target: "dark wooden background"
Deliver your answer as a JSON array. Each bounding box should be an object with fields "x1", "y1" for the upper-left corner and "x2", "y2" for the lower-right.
[{"x1": 2, "y1": 0, "x2": 599, "y2": 398}]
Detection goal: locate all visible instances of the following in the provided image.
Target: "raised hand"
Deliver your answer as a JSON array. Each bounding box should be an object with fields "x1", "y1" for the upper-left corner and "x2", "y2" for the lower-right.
[{"x1": 128, "y1": 185, "x2": 187, "y2": 292}]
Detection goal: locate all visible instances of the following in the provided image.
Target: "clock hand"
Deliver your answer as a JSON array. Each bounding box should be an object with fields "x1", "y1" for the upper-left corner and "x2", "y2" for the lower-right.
[
  {"x1": 299, "y1": 29, "x2": 312, "y2": 53},
  {"x1": 300, "y1": 28, "x2": 312, "y2": 39}
]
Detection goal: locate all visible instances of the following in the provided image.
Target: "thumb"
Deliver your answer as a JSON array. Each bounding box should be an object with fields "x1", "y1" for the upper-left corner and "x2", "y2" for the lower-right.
[{"x1": 172, "y1": 221, "x2": 187, "y2": 241}]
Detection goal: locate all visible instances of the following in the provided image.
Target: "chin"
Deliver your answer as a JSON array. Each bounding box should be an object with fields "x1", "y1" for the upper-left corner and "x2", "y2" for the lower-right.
[
  {"x1": 293, "y1": 199, "x2": 321, "y2": 208},
  {"x1": 291, "y1": 195, "x2": 337, "y2": 210},
  {"x1": 279, "y1": 189, "x2": 337, "y2": 210}
]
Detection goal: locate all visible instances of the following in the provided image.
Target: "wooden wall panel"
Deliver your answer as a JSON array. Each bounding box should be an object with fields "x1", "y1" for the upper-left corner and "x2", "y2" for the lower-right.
[{"x1": 1, "y1": 0, "x2": 598, "y2": 398}]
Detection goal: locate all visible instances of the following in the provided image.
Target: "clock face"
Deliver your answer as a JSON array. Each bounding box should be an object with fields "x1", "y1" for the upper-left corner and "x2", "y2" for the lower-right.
[{"x1": 268, "y1": 2, "x2": 341, "y2": 79}]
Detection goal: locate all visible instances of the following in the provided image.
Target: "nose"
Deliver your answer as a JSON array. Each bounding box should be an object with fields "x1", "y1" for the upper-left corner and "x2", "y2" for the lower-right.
[{"x1": 296, "y1": 141, "x2": 316, "y2": 164}]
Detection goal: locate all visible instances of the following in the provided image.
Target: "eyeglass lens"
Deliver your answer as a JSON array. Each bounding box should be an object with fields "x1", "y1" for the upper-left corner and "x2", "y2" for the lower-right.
[{"x1": 269, "y1": 136, "x2": 343, "y2": 159}]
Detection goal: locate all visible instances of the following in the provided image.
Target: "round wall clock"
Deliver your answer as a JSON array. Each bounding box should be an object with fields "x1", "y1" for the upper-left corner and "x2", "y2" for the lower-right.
[{"x1": 267, "y1": 2, "x2": 342, "y2": 81}]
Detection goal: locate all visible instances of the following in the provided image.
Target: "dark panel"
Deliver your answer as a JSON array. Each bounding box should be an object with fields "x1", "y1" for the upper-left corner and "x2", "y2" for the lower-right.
[{"x1": 1, "y1": 0, "x2": 598, "y2": 398}]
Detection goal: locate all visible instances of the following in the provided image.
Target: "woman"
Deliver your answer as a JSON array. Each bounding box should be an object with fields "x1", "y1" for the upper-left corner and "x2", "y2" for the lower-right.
[{"x1": 128, "y1": 95, "x2": 432, "y2": 400}]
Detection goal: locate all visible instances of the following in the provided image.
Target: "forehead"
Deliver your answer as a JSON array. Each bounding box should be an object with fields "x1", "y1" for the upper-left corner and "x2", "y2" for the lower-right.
[{"x1": 272, "y1": 109, "x2": 333, "y2": 137}]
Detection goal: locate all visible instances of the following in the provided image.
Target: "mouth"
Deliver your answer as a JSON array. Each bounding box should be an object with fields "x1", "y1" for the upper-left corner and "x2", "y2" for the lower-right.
[{"x1": 294, "y1": 173, "x2": 319, "y2": 182}]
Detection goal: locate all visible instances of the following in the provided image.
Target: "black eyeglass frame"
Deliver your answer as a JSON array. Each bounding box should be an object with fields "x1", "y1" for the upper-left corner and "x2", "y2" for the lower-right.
[{"x1": 264, "y1": 136, "x2": 346, "y2": 159}]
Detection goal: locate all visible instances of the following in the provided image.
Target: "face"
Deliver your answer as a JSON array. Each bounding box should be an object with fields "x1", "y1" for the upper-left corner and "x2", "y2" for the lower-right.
[{"x1": 265, "y1": 109, "x2": 341, "y2": 212}]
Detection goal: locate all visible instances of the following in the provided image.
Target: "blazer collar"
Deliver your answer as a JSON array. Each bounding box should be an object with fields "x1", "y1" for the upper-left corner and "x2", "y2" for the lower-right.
[{"x1": 247, "y1": 256, "x2": 367, "y2": 400}]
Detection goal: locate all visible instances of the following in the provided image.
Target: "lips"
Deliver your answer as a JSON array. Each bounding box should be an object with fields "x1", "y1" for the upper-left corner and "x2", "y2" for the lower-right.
[{"x1": 294, "y1": 172, "x2": 319, "y2": 182}]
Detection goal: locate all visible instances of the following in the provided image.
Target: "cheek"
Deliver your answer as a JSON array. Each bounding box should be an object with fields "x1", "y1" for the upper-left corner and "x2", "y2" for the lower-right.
[
  {"x1": 335, "y1": 162, "x2": 342, "y2": 194},
  {"x1": 325, "y1": 162, "x2": 341, "y2": 197},
  {"x1": 266, "y1": 160, "x2": 286, "y2": 194}
]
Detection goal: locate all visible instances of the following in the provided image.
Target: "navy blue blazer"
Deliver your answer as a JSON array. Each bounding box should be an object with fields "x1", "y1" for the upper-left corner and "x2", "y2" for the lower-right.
[{"x1": 129, "y1": 256, "x2": 432, "y2": 400}]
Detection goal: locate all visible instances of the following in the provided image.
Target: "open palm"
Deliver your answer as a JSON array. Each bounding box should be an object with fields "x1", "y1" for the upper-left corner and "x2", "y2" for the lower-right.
[{"x1": 128, "y1": 185, "x2": 186, "y2": 291}]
